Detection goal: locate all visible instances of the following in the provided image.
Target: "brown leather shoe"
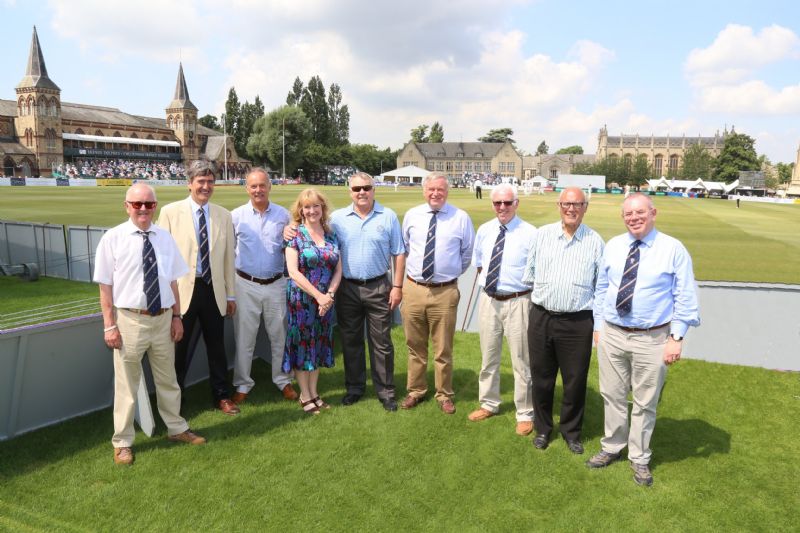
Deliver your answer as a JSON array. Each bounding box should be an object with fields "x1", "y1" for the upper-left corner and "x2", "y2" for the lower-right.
[
  {"x1": 400, "y1": 395, "x2": 424, "y2": 410},
  {"x1": 468, "y1": 408, "x2": 494, "y2": 421},
  {"x1": 114, "y1": 447, "x2": 134, "y2": 465},
  {"x1": 217, "y1": 399, "x2": 240, "y2": 416},
  {"x1": 516, "y1": 421, "x2": 534, "y2": 436},
  {"x1": 231, "y1": 392, "x2": 248, "y2": 404},
  {"x1": 438, "y1": 399, "x2": 456, "y2": 415},
  {"x1": 168, "y1": 429, "x2": 207, "y2": 445},
  {"x1": 282, "y1": 384, "x2": 299, "y2": 401}
]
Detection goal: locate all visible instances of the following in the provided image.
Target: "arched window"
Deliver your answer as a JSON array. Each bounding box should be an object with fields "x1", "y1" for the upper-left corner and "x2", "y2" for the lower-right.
[
  {"x1": 24, "y1": 128, "x2": 34, "y2": 147},
  {"x1": 653, "y1": 155, "x2": 664, "y2": 176},
  {"x1": 113, "y1": 131, "x2": 122, "y2": 138},
  {"x1": 18, "y1": 97, "x2": 25, "y2": 116},
  {"x1": 146, "y1": 134, "x2": 154, "y2": 140},
  {"x1": 50, "y1": 97, "x2": 59, "y2": 117},
  {"x1": 669, "y1": 154, "x2": 679, "y2": 172},
  {"x1": 167, "y1": 115, "x2": 173, "y2": 128},
  {"x1": 75, "y1": 128, "x2": 84, "y2": 134},
  {"x1": 26, "y1": 96, "x2": 34, "y2": 115},
  {"x1": 37, "y1": 95, "x2": 46, "y2": 115}
]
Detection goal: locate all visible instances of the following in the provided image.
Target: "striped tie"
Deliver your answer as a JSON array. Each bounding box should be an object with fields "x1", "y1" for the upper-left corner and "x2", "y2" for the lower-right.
[
  {"x1": 615, "y1": 239, "x2": 642, "y2": 317},
  {"x1": 139, "y1": 231, "x2": 161, "y2": 315},
  {"x1": 484, "y1": 224, "x2": 506, "y2": 296},
  {"x1": 198, "y1": 207, "x2": 212, "y2": 283},
  {"x1": 421, "y1": 210, "x2": 438, "y2": 281}
]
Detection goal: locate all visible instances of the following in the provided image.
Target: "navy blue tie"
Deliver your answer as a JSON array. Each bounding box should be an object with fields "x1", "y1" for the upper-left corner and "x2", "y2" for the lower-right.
[
  {"x1": 484, "y1": 224, "x2": 506, "y2": 296},
  {"x1": 421, "y1": 210, "x2": 438, "y2": 281},
  {"x1": 198, "y1": 208, "x2": 212, "y2": 283},
  {"x1": 139, "y1": 231, "x2": 161, "y2": 315},
  {"x1": 616, "y1": 239, "x2": 642, "y2": 317}
]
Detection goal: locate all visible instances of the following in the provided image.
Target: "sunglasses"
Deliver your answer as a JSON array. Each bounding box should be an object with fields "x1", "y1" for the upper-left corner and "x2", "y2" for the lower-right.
[
  {"x1": 127, "y1": 201, "x2": 157, "y2": 210},
  {"x1": 492, "y1": 200, "x2": 515, "y2": 207},
  {"x1": 350, "y1": 185, "x2": 373, "y2": 193}
]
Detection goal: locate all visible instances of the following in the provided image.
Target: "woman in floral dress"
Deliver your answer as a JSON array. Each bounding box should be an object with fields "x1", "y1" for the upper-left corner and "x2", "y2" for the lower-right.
[{"x1": 283, "y1": 188, "x2": 342, "y2": 414}]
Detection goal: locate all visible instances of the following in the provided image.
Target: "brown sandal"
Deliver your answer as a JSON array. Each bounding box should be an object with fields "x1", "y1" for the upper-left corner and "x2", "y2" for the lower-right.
[
  {"x1": 300, "y1": 398, "x2": 320, "y2": 415},
  {"x1": 312, "y1": 396, "x2": 330, "y2": 410}
]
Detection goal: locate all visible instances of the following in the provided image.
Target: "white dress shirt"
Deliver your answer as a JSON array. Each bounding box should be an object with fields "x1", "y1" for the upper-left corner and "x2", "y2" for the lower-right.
[
  {"x1": 403, "y1": 202, "x2": 475, "y2": 282},
  {"x1": 473, "y1": 215, "x2": 536, "y2": 294}
]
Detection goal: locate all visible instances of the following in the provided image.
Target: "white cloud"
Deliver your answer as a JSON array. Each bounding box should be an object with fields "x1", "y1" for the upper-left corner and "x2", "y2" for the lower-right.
[{"x1": 697, "y1": 80, "x2": 800, "y2": 114}]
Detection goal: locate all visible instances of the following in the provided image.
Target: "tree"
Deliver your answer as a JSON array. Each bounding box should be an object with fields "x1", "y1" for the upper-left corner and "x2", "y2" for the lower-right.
[
  {"x1": 776, "y1": 162, "x2": 794, "y2": 184},
  {"x1": 713, "y1": 132, "x2": 759, "y2": 183},
  {"x1": 237, "y1": 96, "x2": 265, "y2": 157},
  {"x1": 346, "y1": 144, "x2": 396, "y2": 175},
  {"x1": 410, "y1": 124, "x2": 429, "y2": 143},
  {"x1": 246, "y1": 105, "x2": 311, "y2": 175},
  {"x1": 327, "y1": 83, "x2": 350, "y2": 146},
  {"x1": 300, "y1": 75, "x2": 332, "y2": 145},
  {"x1": 681, "y1": 143, "x2": 714, "y2": 180},
  {"x1": 223, "y1": 87, "x2": 240, "y2": 140},
  {"x1": 286, "y1": 77, "x2": 304, "y2": 106},
  {"x1": 555, "y1": 145, "x2": 584, "y2": 155},
  {"x1": 198, "y1": 114, "x2": 221, "y2": 132},
  {"x1": 536, "y1": 140, "x2": 549, "y2": 155},
  {"x1": 478, "y1": 128, "x2": 515, "y2": 144},
  {"x1": 631, "y1": 154, "x2": 651, "y2": 188},
  {"x1": 428, "y1": 122, "x2": 444, "y2": 143}
]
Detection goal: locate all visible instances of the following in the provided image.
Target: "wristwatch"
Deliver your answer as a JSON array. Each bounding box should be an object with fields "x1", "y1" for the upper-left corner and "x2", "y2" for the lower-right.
[{"x1": 670, "y1": 333, "x2": 683, "y2": 341}]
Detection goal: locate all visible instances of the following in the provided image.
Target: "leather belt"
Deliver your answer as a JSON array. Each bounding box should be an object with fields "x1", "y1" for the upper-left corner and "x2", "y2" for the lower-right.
[
  {"x1": 533, "y1": 303, "x2": 591, "y2": 318},
  {"x1": 120, "y1": 307, "x2": 170, "y2": 316},
  {"x1": 486, "y1": 289, "x2": 531, "y2": 301},
  {"x1": 406, "y1": 275, "x2": 457, "y2": 288},
  {"x1": 236, "y1": 270, "x2": 283, "y2": 285},
  {"x1": 611, "y1": 322, "x2": 669, "y2": 333},
  {"x1": 344, "y1": 275, "x2": 386, "y2": 286}
]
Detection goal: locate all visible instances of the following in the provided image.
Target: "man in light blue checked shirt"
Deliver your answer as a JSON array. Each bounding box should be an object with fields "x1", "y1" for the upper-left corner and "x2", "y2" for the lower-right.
[
  {"x1": 331, "y1": 172, "x2": 406, "y2": 412},
  {"x1": 523, "y1": 186, "x2": 604, "y2": 454}
]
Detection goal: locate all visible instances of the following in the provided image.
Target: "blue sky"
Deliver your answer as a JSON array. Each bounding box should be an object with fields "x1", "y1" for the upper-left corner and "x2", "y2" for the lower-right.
[{"x1": 2, "y1": 0, "x2": 799, "y2": 163}]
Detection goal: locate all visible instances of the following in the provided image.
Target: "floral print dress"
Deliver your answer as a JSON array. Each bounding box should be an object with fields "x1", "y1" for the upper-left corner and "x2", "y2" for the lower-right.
[{"x1": 283, "y1": 225, "x2": 339, "y2": 371}]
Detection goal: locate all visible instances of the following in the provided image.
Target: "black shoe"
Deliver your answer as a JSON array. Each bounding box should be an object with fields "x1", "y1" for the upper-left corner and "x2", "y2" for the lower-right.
[
  {"x1": 380, "y1": 398, "x2": 398, "y2": 412},
  {"x1": 341, "y1": 394, "x2": 362, "y2": 406},
  {"x1": 532, "y1": 434, "x2": 549, "y2": 450},
  {"x1": 566, "y1": 439, "x2": 584, "y2": 455}
]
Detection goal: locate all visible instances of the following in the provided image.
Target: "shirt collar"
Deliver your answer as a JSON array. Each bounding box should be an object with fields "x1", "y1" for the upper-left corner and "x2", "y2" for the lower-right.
[
  {"x1": 124, "y1": 219, "x2": 152, "y2": 234},
  {"x1": 495, "y1": 215, "x2": 519, "y2": 230},
  {"x1": 428, "y1": 202, "x2": 450, "y2": 214},
  {"x1": 250, "y1": 200, "x2": 271, "y2": 214},
  {"x1": 628, "y1": 228, "x2": 658, "y2": 247},
  {"x1": 347, "y1": 200, "x2": 382, "y2": 217},
  {"x1": 188, "y1": 197, "x2": 208, "y2": 214},
  {"x1": 559, "y1": 223, "x2": 586, "y2": 241}
]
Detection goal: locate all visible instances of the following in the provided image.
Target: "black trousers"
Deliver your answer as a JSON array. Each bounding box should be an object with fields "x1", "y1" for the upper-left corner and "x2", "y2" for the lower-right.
[
  {"x1": 174, "y1": 279, "x2": 231, "y2": 404},
  {"x1": 528, "y1": 304, "x2": 593, "y2": 441},
  {"x1": 335, "y1": 276, "x2": 395, "y2": 400},
  {"x1": 475, "y1": 186, "x2": 482, "y2": 199}
]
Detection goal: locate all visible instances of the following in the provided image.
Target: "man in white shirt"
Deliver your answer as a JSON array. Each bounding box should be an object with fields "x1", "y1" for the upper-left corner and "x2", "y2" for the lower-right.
[{"x1": 94, "y1": 183, "x2": 205, "y2": 466}]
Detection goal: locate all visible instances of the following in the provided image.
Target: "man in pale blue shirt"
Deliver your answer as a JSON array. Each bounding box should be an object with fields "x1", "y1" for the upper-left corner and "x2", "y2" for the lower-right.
[
  {"x1": 587, "y1": 192, "x2": 700, "y2": 487},
  {"x1": 400, "y1": 173, "x2": 475, "y2": 414},
  {"x1": 230, "y1": 168, "x2": 298, "y2": 405},
  {"x1": 523, "y1": 187, "x2": 604, "y2": 454},
  {"x1": 468, "y1": 184, "x2": 536, "y2": 436},
  {"x1": 331, "y1": 172, "x2": 406, "y2": 412}
]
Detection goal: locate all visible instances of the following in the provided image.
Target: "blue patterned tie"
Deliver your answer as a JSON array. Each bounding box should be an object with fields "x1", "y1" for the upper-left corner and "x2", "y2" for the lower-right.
[
  {"x1": 198, "y1": 207, "x2": 212, "y2": 283},
  {"x1": 139, "y1": 231, "x2": 161, "y2": 315},
  {"x1": 484, "y1": 224, "x2": 506, "y2": 296},
  {"x1": 615, "y1": 239, "x2": 642, "y2": 317},
  {"x1": 421, "y1": 210, "x2": 438, "y2": 281}
]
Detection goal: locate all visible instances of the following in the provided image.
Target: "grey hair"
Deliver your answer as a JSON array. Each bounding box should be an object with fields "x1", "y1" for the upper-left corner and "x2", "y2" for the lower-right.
[
  {"x1": 187, "y1": 160, "x2": 217, "y2": 181},
  {"x1": 246, "y1": 167, "x2": 270, "y2": 181},
  {"x1": 490, "y1": 183, "x2": 518, "y2": 201},
  {"x1": 423, "y1": 172, "x2": 449, "y2": 188},
  {"x1": 348, "y1": 171, "x2": 374, "y2": 186}
]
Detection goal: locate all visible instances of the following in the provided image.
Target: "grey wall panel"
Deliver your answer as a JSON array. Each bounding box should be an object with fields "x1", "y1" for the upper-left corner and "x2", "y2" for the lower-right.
[{"x1": 67, "y1": 226, "x2": 106, "y2": 282}]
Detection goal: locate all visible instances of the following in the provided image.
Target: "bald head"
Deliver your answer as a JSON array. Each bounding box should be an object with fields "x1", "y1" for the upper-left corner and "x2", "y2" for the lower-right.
[
  {"x1": 125, "y1": 182, "x2": 156, "y2": 202},
  {"x1": 124, "y1": 183, "x2": 157, "y2": 230}
]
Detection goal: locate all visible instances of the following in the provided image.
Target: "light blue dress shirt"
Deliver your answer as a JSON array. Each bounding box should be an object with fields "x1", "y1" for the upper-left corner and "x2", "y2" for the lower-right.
[
  {"x1": 403, "y1": 202, "x2": 475, "y2": 283},
  {"x1": 593, "y1": 228, "x2": 700, "y2": 337},
  {"x1": 189, "y1": 197, "x2": 210, "y2": 277},
  {"x1": 522, "y1": 222, "x2": 604, "y2": 312},
  {"x1": 231, "y1": 201, "x2": 290, "y2": 278},
  {"x1": 330, "y1": 200, "x2": 405, "y2": 280},
  {"x1": 473, "y1": 215, "x2": 536, "y2": 294}
]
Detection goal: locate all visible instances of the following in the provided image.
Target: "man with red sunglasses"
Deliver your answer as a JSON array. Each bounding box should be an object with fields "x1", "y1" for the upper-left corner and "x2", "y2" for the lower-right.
[{"x1": 94, "y1": 183, "x2": 206, "y2": 466}]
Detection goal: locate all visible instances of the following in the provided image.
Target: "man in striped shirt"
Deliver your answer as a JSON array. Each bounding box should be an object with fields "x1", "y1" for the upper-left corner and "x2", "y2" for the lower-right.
[{"x1": 522, "y1": 187, "x2": 604, "y2": 454}]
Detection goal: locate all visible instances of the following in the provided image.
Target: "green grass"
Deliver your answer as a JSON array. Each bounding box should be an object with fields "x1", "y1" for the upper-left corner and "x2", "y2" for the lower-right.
[
  {"x1": 0, "y1": 276, "x2": 99, "y2": 330},
  {"x1": 0, "y1": 327, "x2": 796, "y2": 531},
  {"x1": 2, "y1": 185, "x2": 799, "y2": 283}
]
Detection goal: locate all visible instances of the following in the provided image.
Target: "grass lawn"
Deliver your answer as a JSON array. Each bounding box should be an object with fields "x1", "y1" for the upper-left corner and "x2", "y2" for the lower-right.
[
  {"x1": 1, "y1": 185, "x2": 799, "y2": 283},
  {"x1": 0, "y1": 328, "x2": 796, "y2": 531},
  {"x1": 0, "y1": 276, "x2": 99, "y2": 330}
]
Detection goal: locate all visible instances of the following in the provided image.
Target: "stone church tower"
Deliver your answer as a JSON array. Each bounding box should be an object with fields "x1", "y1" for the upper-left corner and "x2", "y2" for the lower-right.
[
  {"x1": 14, "y1": 26, "x2": 63, "y2": 177},
  {"x1": 166, "y1": 63, "x2": 199, "y2": 162}
]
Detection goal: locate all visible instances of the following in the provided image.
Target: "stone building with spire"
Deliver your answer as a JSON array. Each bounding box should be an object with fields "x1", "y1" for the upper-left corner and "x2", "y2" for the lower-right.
[{"x1": 0, "y1": 27, "x2": 248, "y2": 178}]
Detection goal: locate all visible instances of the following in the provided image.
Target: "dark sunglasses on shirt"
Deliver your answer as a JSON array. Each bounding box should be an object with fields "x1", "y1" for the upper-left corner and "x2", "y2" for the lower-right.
[
  {"x1": 126, "y1": 201, "x2": 157, "y2": 209},
  {"x1": 350, "y1": 185, "x2": 373, "y2": 192}
]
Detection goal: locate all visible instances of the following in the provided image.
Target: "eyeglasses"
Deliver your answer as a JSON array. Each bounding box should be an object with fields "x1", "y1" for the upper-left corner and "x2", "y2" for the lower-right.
[
  {"x1": 623, "y1": 209, "x2": 651, "y2": 219},
  {"x1": 350, "y1": 185, "x2": 373, "y2": 193},
  {"x1": 558, "y1": 202, "x2": 586, "y2": 209},
  {"x1": 126, "y1": 201, "x2": 157, "y2": 210},
  {"x1": 492, "y1": 200, "x2": 516, "y2": 207}
]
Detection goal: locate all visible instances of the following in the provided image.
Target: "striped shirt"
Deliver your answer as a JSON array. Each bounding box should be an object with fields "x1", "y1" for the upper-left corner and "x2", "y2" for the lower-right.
[
  {"x1": 522, "y1": 221, "x2": 604, "y2": 312},
  {"x1": 403, "y1": 202, "x2": 475, "y2": 282},
  {"x1": 330, "y1": 200, "x2": 405, "y2": 280},
  {"x1": 473, "y1": 215, "x2": 536, "y2": 293}
]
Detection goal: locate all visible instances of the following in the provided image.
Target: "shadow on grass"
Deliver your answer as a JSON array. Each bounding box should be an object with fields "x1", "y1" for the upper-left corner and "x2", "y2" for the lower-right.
[{"x1": 652, "y1": 417, "x2": 731, "y2": 466}]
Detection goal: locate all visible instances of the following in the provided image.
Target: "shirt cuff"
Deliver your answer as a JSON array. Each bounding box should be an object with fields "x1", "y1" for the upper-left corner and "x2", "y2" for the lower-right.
[
  {"x1": 226, "y1": 297, "x2": 236, "y2": 302},
  {"x1": 670, "y1": 320, "x2": 689, "y2": 338}
]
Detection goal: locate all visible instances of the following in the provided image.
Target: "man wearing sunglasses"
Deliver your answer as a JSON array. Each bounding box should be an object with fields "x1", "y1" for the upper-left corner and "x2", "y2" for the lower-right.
[
  {"x1": 94, "y1": 183, "x2": 206, "y2": 466},
  {"x1": 468, "y1": 184, "x2": 536, "y2": 436},
  {"x1": 329, "y1": 172, "x2": 405, "y2": 411},
  {"x1": 522, "y1": 186, "x2": 604, "y2": 454},
  {"x1": 158, "y1": 160, "x2": 239, "y2": 416}
]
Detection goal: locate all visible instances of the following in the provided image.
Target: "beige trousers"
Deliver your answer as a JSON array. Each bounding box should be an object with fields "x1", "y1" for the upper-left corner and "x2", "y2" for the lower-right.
[
  {"x1": 477, "y1": 293, "x2": 533, "y2": 421},
  {"x1": 597, "y1": 321, "x2": 668, "y2": 465},
  {"x1": 112, "y1": 309, "x2": 188, "y2": 448},
  {"x1": 401, "y1": 281, "x2": 459, "y2": 401}
]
